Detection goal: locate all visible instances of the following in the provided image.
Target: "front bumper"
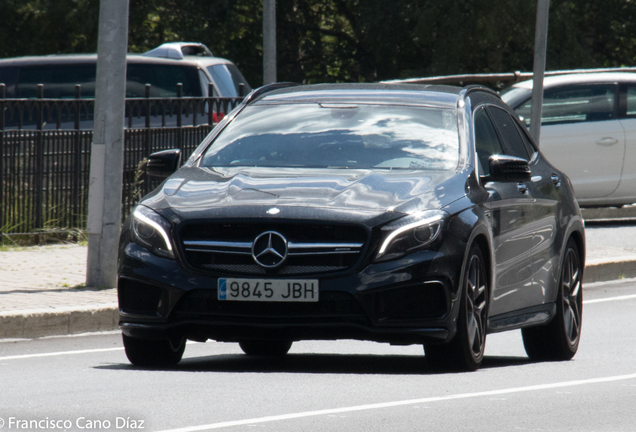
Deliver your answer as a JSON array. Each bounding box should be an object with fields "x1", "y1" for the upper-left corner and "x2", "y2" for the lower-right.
[{"x1": 118, "y1": 241, "x2": 464, "y2": 345}]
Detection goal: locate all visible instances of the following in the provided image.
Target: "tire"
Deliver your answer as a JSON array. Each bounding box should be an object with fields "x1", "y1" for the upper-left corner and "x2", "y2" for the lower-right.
[
  {"x1": 522, "y1": 238, "x2": 583, "y2": 361},
  {"x1": 425, "y1": 244, "x2": 489, "y2": 371},
  {"x1": 239, "y1": 340, "x2": 293, "y2": 356},
  {"x1": 122, "y1": 334, "x2": 186, "y2": 367}
]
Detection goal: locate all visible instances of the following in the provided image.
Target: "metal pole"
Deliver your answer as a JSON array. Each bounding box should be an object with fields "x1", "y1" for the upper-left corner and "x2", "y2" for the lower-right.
[
  {"x1": 530, "y1": 0, "x2": 550, "y2": 145},
  {"x1": 263, "y1": 0, "x2": 277, "y2": 85},
  {"x1": 35, "y1": 85, "x2": 44, "y2": 231},
  {"x1": 0, "y1": 85, "x2": 4, "y2": 240},
  {"x1": 86, "y1": 0, "x2": 130, "y2": 288}
]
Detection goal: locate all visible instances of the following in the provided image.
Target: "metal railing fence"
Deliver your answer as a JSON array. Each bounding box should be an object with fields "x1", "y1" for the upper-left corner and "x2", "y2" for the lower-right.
[{"x1": 0, "y1": 83, "x2": 243, "y2": 235}]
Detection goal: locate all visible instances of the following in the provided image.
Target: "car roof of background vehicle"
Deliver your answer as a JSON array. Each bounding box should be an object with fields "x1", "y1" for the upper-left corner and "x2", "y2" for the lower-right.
[
  {"x1": 250, "y1": 83, "x2": 469, "y2": 108},
  {"x1": 0, "y1": 40, "x2": 239, "y2": 69},
  {"x1": 143, "y1": 42, "x2": 213, "y2": 59},
  {"x1": 142, "y1": 42, "x2": 242, "y2": 69},
  {"x1": 509, "y1": 72, "x2": 636, "y2": 90},
  {"x1": 0, "y1": 53, "x2": 234, "y2": 68}
]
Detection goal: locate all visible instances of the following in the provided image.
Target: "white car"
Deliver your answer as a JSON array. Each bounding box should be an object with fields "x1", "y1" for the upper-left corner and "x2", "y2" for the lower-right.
[{"x1": 501, "y1": 72, "x2": 636, "y2": 207}]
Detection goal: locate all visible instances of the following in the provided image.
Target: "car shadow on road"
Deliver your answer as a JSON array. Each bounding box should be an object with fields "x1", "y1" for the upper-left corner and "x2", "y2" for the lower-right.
[{"x1": 96, "y1": 353, "x2": 531, "y2": 375}]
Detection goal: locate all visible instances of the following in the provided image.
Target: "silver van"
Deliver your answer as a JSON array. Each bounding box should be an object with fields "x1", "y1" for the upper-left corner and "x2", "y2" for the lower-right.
[{"x1": 0, "y1": 42, "x2": 251, "y2": 99}]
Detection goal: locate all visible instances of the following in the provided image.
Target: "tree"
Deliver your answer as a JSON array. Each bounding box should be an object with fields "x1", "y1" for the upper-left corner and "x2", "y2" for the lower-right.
[{"x1": 3, "y1": 0, "x2": 636, "y2": 87}]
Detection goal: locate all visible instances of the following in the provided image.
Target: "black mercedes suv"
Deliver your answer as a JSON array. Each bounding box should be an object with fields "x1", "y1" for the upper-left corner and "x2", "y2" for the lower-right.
[{"x1": 118, "y1": 82, "x2": 585, "y2": 371}]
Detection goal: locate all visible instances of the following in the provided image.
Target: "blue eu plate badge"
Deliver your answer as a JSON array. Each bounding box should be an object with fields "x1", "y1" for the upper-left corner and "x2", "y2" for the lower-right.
[{"x1": 218, "y1": 278, "x2": 227, "y2": 300}]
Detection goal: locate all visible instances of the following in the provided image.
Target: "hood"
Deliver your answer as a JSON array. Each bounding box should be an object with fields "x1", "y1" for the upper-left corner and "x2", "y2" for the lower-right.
[{"x1": 141, "y1": 166, "x2": 465, "y2": 224}]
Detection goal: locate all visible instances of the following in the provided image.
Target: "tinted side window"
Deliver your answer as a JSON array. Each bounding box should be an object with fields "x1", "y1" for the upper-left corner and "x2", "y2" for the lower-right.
[
  {"x1": 0, "y1": 66, "x2": 18, "y2": 97},
  {"x1": 487, "y1": 106, "x2": 530, "y2": 160},
  {"x1": 624, "y1": 85, "x2": 636, "y2": 117},
  {"x1": 513, "y1": 120, "x2": 537, "y2": 157},
  {"x1": 514, "y1": 84, "x2": 617, "y2": 126},
  {"x1": 474, "y1": 108, "x2": 504, "y2": 176},
  {"x1": 17, "y1": 64, "x2": 97, "y2": 98},
  {"x1": 126, "y1": 64, "x2": 202, "y2": 97},
  {"x1": 11, "y1": 62, "x2": 203, "y2": 98}
]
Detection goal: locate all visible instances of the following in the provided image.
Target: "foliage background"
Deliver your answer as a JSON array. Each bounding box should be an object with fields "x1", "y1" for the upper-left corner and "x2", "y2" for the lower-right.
[{"x1": 2, "y1": 0, "x2": 636, "y2": 88}]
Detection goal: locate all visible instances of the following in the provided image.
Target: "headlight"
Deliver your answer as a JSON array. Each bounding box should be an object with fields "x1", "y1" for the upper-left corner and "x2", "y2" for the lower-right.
[
  {"x1": 131, "y1": 205, "x2": 175, "y2": 259},
  {"x1": 374, "y1": 210, "x2": 447, "y2": 263}
]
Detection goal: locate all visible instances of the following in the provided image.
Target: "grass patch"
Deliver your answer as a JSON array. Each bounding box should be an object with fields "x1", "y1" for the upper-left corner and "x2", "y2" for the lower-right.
[
  {"x1": 1, "y1": 228, "x2": 88, "y2": 247},
  {"x1": 0, "y1": 245, "x2": 28, "y2": 252}
]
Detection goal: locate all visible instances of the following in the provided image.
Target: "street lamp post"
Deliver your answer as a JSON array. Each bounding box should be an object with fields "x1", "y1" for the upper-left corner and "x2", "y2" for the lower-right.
[
  {"x1": 263, "y1": 0, "x2": 276, "y2": 85},
  {"x1": 86, "y1": 0, "x2": 130, "y2": 288},
  {"x1": 530, "y1": 0, "x2": 550, "y2": 146}
]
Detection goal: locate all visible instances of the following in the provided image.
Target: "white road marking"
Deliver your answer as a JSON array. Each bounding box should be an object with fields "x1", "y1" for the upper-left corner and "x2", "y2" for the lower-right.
[
  {"x1": 584, "y1": 293, "x2": 636, "y2": 304},
  {"x1": 0, "y1": 347, "x2": 123, "y2": 361},
  {"x1": 155, "y1": 373, "x2": 636, "y2": 432}
]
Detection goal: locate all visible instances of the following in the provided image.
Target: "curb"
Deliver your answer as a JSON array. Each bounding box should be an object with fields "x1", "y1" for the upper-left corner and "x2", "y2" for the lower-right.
[
  {"x1": 582, "y1": 206, "x2": 636, "y2": 221},
  {"x1": 0, "y1": 304, "x2": 118, "y2": 339},
  {"x1": 1, "y1": 258, "x2": 635, "y2": 340},
  {"x1": 584, "y1": 258, "x2": 636, "y2": 284}
]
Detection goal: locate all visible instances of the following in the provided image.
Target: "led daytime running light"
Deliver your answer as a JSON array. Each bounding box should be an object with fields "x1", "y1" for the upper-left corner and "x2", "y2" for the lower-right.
[
  {"x1": 133, "y1": 209, "x2": 173, "y2": 252},
  {"x1": 378, "y1": 215, "x2": 444, "y2": 255}
]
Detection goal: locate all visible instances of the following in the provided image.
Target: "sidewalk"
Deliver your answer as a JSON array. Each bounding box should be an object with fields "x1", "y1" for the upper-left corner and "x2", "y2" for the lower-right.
[
  {"x1": 582, "y1": 223, "x2": 636, "y2": 283},
  {"x1": 0, "y1": 245, "x2": 117, "y2": 339},
  {"x1": 1, "y1": 225, "x2": 636, "y2": 339}
]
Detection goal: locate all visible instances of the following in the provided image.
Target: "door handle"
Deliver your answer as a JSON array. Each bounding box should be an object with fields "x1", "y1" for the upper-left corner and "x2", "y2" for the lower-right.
[
  {"x1": 517, "y1": 183, "x2": 529, "y2": 194},
  {"x1": 595, "y1": 137, "x2": 619, "y2": 146},
  {"x1": 551, "y1": 174, "x2": 561, "y2": 187}
]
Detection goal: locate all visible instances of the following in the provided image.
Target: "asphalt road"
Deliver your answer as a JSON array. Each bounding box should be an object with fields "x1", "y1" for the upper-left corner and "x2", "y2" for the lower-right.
[{"x1": 1, "y1": 280, "x2": 636, "y2": 432}]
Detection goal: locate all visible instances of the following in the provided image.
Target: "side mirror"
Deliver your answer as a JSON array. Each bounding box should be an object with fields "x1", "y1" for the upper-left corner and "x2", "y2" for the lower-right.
[
  {"x1": 146, "y1": 149, "x2": 181, "y2": 178},
  {"x1": 488, "y1": 155, "x2": 531, "y2": 182}
]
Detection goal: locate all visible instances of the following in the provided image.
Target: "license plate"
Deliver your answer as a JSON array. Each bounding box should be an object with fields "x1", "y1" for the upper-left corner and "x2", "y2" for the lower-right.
[{"x1": 218, "y1": 278, "x2": 319, "y2": 302}]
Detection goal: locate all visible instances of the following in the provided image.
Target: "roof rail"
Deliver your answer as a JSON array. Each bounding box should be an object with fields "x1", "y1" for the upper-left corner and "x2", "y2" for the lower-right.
[
  {"x1": 143, "y1": 42, "x2": 213, "y2": 60},
  {"x1": 457, "y1": 85, "x2": 501, "y2": 108},
  {"x1": 464, "y1": 84, "x2": 500, "y2": 97},
  {"x1": 242, "y1": 82, "x2": 302, "y2": 105}
]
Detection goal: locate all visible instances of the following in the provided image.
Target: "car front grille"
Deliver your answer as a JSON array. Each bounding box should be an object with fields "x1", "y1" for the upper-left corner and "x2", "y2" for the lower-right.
[{"x1": 179, "y1": 222, "x2": 368, "y2": 276}]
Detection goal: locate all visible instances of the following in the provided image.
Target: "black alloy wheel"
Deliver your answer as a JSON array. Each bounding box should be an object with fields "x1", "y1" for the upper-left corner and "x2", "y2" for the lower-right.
[
  {"x1": 425, "y1": 244, "x2": 489, "y2": 371},
  {"x1": 122, "y1": 334, "x2": 186, "y2": 367},
  {"x1": 239, "y1": 340, "x2": 293, "y2": 356},
  {"x1": 522, "y1": 238, "x2": 583, "y2": 361}
]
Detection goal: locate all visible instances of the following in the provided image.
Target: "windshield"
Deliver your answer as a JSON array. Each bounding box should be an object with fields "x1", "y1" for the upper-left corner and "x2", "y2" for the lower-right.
[
  {"x1": 500, "y1": 86, "x2": 531, "y2": 108},
  {"x1": 200, "y1": 103, "x2": 460, "y2": 170},
  {"x1": 207, "y1": 64, "x2": 252, "y2": 97}
]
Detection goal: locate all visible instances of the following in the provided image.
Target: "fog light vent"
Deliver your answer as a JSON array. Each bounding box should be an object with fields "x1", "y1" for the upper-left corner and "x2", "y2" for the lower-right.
[
  {"x1": 118, "y1": 278, "x2": 166, "y2": 316},
  {"x1": 369, "y1": 281, "x2": 448, "y2": 321}
]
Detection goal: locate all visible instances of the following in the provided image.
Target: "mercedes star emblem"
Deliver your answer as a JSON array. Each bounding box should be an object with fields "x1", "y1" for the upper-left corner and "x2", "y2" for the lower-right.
[{"x1": 252, "y1": 231, "x2": 288, "y2": 268}]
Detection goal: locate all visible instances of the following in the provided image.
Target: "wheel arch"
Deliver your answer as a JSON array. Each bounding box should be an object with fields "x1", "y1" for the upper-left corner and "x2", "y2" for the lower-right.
[
  {"x1": 561, "y1": 216, "x2": 586, "y2": 287},
  {"x1": 471, "y1": 233, "x2": 492, "y2": 285},
  {"x1": 447, "y1": 202, "x2": 495, "y2": 294},
  {"x1": 545, "y1": 216, "x2": 585, "y2": 307},
  {"x1": 469, "y1": 231, "x2": 494, "y2": 319},
  {"x1": 463, "y1": 223, "x2": 494, "y2": 298},
  {"x1": 568, "y1": 226, "x2": 586, "y2": 270},
  {"x1": 452, "y1": 219, "x2": 494, "y2": 320},
  {"x1": 443, "y1": 205, "x2": 495, "y2": 327}
]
